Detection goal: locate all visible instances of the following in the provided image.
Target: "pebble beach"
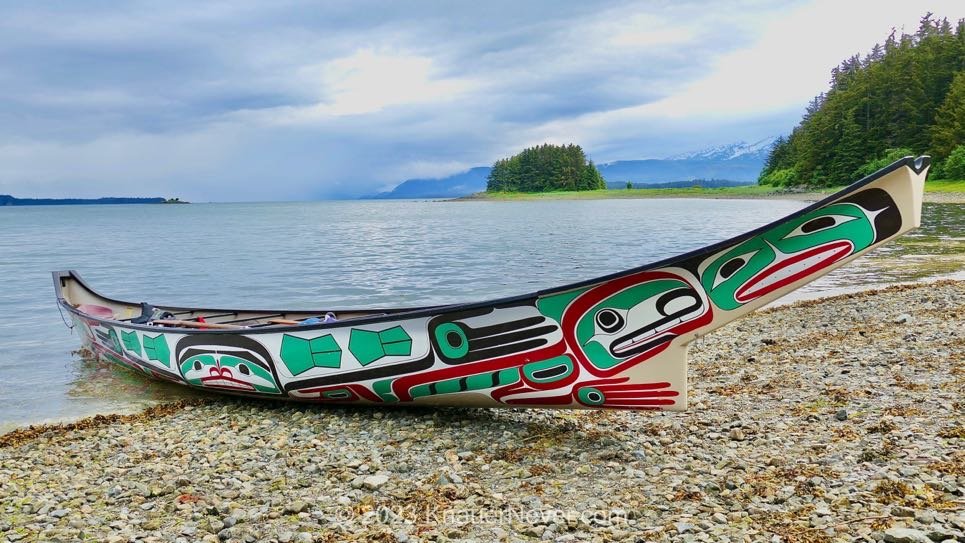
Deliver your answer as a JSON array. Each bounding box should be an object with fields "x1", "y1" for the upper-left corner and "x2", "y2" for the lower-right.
[{"x1": 1, "y1": 281, "x2": 962, "y2": 543}]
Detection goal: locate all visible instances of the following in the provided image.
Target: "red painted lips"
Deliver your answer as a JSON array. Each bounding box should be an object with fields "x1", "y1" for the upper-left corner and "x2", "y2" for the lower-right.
[{"x1": 200, "y1": 367, "x2": 254, "y2": 390}]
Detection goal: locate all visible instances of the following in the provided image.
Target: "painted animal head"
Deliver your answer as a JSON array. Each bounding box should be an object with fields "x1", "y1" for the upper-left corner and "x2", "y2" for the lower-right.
[
  {"x1": 701, "y1": 188, "x2": 900, "y2": 310},
  {"x1": 175, "y1": 335, "x2": 282, "y2": 394},
  {"x1": 554, "y1": 271, "x2": 711, "y2": 377}
]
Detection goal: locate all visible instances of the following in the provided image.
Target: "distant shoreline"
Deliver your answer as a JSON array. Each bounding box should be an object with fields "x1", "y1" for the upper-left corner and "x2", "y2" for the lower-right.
[
  {"x1": 453, "y1": 182, "x2": 965, "y2": 204},
  {"x1": 1, "y1": 195, "x2": 187, "y2": 206}
]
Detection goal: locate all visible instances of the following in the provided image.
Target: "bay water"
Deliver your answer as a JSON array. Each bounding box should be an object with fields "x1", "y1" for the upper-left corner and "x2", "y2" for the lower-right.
[{"x1": 0, "y1": 198, "x2": 961, "y2": 430}]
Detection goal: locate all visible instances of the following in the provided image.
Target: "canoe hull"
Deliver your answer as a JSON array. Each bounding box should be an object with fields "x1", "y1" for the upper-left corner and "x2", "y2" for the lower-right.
[{"x1": 55, "y1": 157, "x2": 929, "y2": 410}]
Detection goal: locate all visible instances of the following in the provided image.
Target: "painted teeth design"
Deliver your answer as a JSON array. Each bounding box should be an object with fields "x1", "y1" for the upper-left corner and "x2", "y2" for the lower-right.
[
  {"x1": 744, "y1": 253, "x2": 835, "y2": 296},
  {"x1": 735, "y1": 241, "x2": 852, "y2": 303},
  {"x1": 612, "y1": 310, "x2": 700, "y2": 355},
  {"x1": 201, "y1": 378, "x2": 253, "y2": 389}
]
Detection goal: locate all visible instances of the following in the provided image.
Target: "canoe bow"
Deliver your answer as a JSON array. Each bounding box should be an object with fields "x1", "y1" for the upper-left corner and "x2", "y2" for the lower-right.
[{"x1": 52, "y1": 156, "x2": 929, "y2": 410}]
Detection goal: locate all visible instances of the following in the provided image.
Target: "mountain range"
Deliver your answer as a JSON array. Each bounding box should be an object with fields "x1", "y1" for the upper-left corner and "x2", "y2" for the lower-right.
[{"x1": 365, "y1": 137, "x2": 776, "y2": 199}]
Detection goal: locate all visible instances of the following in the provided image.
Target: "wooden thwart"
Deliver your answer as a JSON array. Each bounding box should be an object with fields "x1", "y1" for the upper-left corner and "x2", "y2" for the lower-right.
[{"x1": 153, "y1": 319, "x2": 243, "y2": 330}]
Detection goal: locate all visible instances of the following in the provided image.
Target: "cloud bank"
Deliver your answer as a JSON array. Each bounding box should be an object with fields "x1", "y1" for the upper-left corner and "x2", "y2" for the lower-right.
[{"x1": 0, "y1": 0, "x2": 960, "y2": 200}]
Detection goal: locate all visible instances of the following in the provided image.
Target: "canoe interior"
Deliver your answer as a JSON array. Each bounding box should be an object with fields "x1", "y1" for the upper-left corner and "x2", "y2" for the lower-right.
[
  {"x1": 55, "y1": 272, "x2": 429, "y2": 329},
  {"x1": 53, "y1": 156, "x2": 929, "y2": 410}
]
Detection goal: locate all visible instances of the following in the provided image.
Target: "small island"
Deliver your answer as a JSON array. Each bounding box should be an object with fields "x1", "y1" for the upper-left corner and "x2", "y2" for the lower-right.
[
  {"x1": 0, "y1": 195, "x2": 186, "y2": 206},
  {"x1": 486, "y1": 143, "x2": 606, "y2": 193}
]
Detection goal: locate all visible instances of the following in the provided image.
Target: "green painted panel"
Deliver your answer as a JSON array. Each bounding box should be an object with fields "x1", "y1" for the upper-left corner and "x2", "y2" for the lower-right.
[
  {"x1": 280, "y1": 335, "x2": 314, "y2": 375},
  {"x1": 373, "y1": 379, "x2": 397, "y2": 402},
  {"x1": 537, "y1": 287, "x2": 588, "y2": 323},
  {"x1": 378, "y1": 326, "x2": 412, "y2": 357},
  {"x1": 142, "y1": 334, "x2": 170, "y2": 367},
  {"x1": 121, "y1": 331, "x2": 142, "y2": 356},
  {"x1": 308, "y1": 335, "x2": 342, "y2": 368},
  {"x1": 349, "y1": 329, "x2": 384, "y2": 366}
]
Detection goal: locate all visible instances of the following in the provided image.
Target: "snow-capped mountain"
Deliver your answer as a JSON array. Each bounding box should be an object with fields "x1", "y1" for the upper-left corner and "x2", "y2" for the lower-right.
[
  {"x1": 366, "y1": 137, "x2": 779, "y2": 198},
  {"x1": 594, "y1": 136, "x2": 777, "y2": 185},
  {"x1": 667, "y1": 136, "x2": 778, "y2": 161}
]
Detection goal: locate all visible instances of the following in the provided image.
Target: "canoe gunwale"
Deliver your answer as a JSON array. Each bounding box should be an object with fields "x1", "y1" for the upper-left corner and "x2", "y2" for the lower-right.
[{"x1": 53, "y1": 155, "x2": 930, "y2": 336}]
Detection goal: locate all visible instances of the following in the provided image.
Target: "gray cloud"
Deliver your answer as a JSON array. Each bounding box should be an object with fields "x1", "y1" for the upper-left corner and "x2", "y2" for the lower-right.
[{"x1": 0, "y1": 0, "x2": 806, "y2": 200}]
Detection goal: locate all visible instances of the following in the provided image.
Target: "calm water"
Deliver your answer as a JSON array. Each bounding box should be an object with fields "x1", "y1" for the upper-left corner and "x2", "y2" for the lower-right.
[{"x1": 0, "y1": 199, "x2": 961, "y2": 430}]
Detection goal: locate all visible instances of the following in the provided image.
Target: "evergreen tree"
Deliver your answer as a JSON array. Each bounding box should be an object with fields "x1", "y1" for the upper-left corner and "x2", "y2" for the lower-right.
[
  {"x1": 760, "y1": 15, "x2": 964, "y2": 187},
  {"x1": 486, "y1": 144, "x2": 605, "y2": 192},
  {"x1": 930, "y1": 71, "x2": 965, "y2": 158}
]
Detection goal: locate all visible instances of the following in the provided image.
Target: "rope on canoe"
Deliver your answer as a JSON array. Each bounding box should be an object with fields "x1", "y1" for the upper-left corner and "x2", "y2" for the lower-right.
[{"x1": 56, "y1": 301, "x2": 74, "y2": 332}]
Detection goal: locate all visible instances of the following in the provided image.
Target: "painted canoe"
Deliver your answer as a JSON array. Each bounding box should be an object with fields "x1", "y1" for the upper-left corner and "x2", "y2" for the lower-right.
[{"x1": 53, "y1": 156, "x2": 930, "y2": 410}]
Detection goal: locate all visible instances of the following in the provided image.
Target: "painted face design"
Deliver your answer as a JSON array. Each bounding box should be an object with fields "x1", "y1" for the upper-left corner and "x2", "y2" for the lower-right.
[
  {"x1": 180, "y1": 352, "x2": 279, "y2": 393},
  {"x1": 175, "y1": 335, "x2": 283, "y2": 395},
  {"x1": 556, "y1": 271, "x2": 712, "y2": 377},
  {"x1": 702, "y1": 188, "x2": 900, "y2": 311}
]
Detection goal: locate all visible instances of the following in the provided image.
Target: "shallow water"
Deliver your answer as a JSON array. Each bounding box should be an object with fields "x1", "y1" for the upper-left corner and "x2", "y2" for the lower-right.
[{"x1": 0, "y1": 199, "x2": 961, "y2": 430}]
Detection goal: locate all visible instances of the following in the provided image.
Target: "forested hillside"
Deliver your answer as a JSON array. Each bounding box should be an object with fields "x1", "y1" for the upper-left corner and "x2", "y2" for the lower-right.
[
  {"x1": 760, "y1": 14, "x2": 965, "y2": 187},
  {"x1": 486, "y1": 144, "x2": 606, "y2": 192}
]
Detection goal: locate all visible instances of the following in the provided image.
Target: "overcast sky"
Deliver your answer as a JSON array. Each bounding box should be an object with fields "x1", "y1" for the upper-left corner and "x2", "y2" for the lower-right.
[{"x1": 0, "y1": 1, "x2": 961, "y2": 200}]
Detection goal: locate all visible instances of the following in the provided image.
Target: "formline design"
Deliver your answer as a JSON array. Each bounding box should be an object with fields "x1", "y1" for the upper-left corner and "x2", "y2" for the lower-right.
[{"x1": 53, "y1": 157, "x2": 930, "y2": 410}]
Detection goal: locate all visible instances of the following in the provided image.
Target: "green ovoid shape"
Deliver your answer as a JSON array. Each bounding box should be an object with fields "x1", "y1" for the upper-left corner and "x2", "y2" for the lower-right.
[
  {"x1": 321, "y1": 388, "x2": 353, "y2": 400},
  {"x1": 577, "y1": 387, "x2": 605, "y2": 406},
  {"x1": 522, "y1": 355, "x2": 574, "y2": 383},
  {"x1": 280, "y1": 334, "x2": 342, "y2": 375},
  {"x1": 142, "y1": 334, "x2": 170, "y2": 367},
  {"x1": 349, "y1": 326, "x2": 412, "y2": 365},
  {"x1": 121, "y1": 331, "x2": 142, "y2": 356},
  {"x1": 433, "y1": 323, "x2": 469, "y2": 359}
]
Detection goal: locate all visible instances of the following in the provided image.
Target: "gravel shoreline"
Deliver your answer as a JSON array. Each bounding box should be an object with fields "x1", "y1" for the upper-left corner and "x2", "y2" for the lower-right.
[{"x1": 2, "y1": 281, "x2": 962, "y2": 543}]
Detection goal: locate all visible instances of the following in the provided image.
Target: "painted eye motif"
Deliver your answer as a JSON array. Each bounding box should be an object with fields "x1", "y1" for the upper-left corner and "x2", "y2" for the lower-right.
[
  {"x1": 237, "y1": 364, "x2": 250, "y2": 376},
  {"x1": 595, "y1": 308, "x2": 625, "y2": 333},
  {"x1": 193, "y1": 360, "x2": 202, "y2": 371},
  {"x1": 656, "y1": 288, "x2": 702, "y2": 317},
  {"x1": 783, "y1": 214, "x2": 858, "y2": 239},
  {"x1": 712, "y1": 250, "x2": 759, "y2": 288}
]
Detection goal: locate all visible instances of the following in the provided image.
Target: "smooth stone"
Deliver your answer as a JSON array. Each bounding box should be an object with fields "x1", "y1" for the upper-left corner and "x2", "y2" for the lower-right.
[
  {"x1": 363, "y1": 475, "x2": 389, "y2": 490},
  {"x1": 883, "y1": 527, "x2": 932, "y2": 543}
]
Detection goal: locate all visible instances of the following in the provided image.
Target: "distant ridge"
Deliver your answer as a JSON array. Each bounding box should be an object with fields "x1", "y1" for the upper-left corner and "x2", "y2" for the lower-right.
[
  {"x1": 597, "y1": 137, "x2": 776, "y2": 185},
  {"x1": 1, "y1": 195, "x2": 168, "y2": 206},
  {"x1": 365, "y1": 138, "x2": 776, "y2": 199},
  {"x1": 364, "y1": 167, "x2": 491, "y2": 199}
]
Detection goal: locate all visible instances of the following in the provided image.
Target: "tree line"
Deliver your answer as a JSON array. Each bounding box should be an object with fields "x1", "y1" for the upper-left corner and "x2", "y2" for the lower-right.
[
  {"x1": 486, "y1": 143, "x2": 606, "y2": 192},
  {"x1": 760, "y1": 13, "x2": 965, "y2": 187}
]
